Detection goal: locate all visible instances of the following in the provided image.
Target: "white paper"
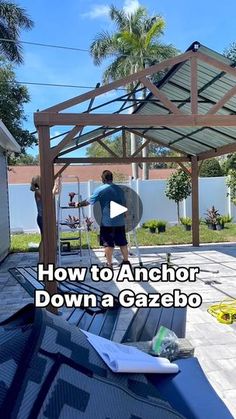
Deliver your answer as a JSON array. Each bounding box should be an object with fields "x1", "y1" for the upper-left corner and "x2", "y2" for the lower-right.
[{"x1": 81, "y1": 330, "x2": 179, "y2": 374}]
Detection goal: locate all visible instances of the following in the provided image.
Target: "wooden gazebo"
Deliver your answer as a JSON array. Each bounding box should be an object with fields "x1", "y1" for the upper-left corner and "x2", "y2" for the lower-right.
[{"x1": 34, "y1": 41, "x2": 236, "y2": 275}]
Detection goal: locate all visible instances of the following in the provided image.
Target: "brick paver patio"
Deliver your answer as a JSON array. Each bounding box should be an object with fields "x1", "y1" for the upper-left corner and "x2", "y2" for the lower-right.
[{"x1": 0, "y1": 243, "x2": 236, "y2": 416}]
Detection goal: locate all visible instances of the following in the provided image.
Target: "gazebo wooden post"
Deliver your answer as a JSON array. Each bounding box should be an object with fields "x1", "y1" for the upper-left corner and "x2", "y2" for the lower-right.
[
  {"x1": 38, "y1": 126, "x2": 58, "y2": 314},
  {"x1": 191, "y1": 156, "x2": 200, "y2": 246}
]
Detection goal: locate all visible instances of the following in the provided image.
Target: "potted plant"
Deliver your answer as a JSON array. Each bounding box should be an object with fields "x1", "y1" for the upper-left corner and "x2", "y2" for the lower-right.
[
  {"x1": 157, "y1": 220, "x2": 167, "y2": 233},
  {"x1": 205, "y1": 206, "x2": 220, "y2": 230},
  {"x1": 65, "y1": 215, "x2": 80, "y2": 229},
  {"x1": 180, "y1": 217, "x2": 192, "y2": 231},
  {"x1": 85, "y1": 217, "x2": 93, "y2": 231},
  {"x1": 145, "y1": 220, "x2": 159, "y2": 233},
  {"x1": 220, "y1": 215, "x2": 233, "y2": 226}
]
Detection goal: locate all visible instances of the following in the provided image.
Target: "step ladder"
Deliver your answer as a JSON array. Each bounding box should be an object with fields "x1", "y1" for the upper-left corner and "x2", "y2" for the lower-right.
[
  {"x1": 56, "y1": 176, "x2": 91, "y2": 266},
  {"x1": 122, "y1": 182, "x2": 143, "y2": 266}
]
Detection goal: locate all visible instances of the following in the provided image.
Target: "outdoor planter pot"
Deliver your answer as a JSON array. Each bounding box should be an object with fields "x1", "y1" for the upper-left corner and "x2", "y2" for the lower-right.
[
  {"x1": 149, "y1": 227, "x2": 156, "y2": 233},
  {"x1": 180, "y1": 217, "x2": 192, "y2": 232},
  {"x1": 158, "y1": 225, "x2": 166, "y2": 233},
  {"x1": 208, "y1": 224, "x2": 217, "y2": 230},
  {"x1": 145, "y1": 220, "x2": 159, "y2": 233},
  {"x1": 216, "y1": 224, "x2": 224, "y2": 231}
]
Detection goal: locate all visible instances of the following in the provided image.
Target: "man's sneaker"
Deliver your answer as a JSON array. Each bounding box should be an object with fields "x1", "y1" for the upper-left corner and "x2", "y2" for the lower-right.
[
  {"x1": 119, "y1": 260, "x2": 132, "y2": 267},
  {"x1": 104, "y1": 263, "x2": 113, "y2": 270}
]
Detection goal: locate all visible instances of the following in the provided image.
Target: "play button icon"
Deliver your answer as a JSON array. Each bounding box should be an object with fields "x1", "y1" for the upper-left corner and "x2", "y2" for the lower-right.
[
  {"x1": 110, "y1": 201, "x2": 127, "y2": 219},
  {"x1": 93, "y1": 184, "x2": 143, "y2": 232}
]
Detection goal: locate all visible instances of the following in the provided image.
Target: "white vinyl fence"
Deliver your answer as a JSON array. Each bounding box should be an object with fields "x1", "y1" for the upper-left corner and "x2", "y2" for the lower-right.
[{"x1": 9, "y1": 176, "x2": 235, "y2": 233}]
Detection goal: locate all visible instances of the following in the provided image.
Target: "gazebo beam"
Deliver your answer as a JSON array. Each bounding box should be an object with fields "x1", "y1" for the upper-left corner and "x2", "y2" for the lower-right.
[
  {"x1": 127, "y1": 128, "x2": 189, "y2": 155},
  {"x1": 58, "y1": 128, "x2": 121, "y2": 157},
  {"x1": 206, "y1": 84, "x2": 236, "y2": 115},
  {"x1": 38, "y1": 126, "x2": 58, "y2": 312},
  {"x1": 140, "y1": 76, "x2": 184, "y2": 115},
  {"x1": 54, "y1": 163, "x2": 70, "y2": 179},
  {"x1": 131, "y1": 139, "x2": 151, "y2": 157},
  {"x1": 34, "y1": 113, "x2": 236, "y2": 127},
  {"x1": 191, "y1": 156, "x2": 199, "y2": 246},
  {"x1": 178, "y1": 162, "x2": 191, "y2": 176},
  {"x1": 96, "y1": 139, "x2": 119, "y2": 157},
  {"x1": 42, "y1": 51, "x2": 193, "y2": 113},
  {"x1": 51, "y1": 125, "x2": 82, "y2": 160},
  {"x1": 122, "y1": 129, "x2": 126, "y2": 158},
  {"x1": 198, "y1": 142, "x2": 236, "y2": 160},
  {"x1": 197, "y1": 51, "x2": 236, "y2": 80},
  {"x1": 55, "y1": 156, "x2": 190, "y2": 164}
]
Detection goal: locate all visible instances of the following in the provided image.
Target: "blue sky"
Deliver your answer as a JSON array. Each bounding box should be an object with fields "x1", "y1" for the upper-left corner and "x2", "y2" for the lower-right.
[{"x1": 15, "y1": 0, "x2": 236, "y2": 156}]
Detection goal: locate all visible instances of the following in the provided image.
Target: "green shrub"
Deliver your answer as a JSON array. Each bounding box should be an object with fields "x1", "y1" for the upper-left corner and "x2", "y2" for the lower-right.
[
  {"x1": 199, "y1": 158, "x2": 223, "y2": 177},
  {"x1": 145, "y1": 219, "x2": 159, "y2": 229},
  {"x1": 220, "y1": 215, "x2": 233, "y2": 224},
  {"x1": 157, "y1": 220, "x2": 167, "y2": 228},
  {"x1": 180, "y1": 217, "x2": 192, "y2": 226}
]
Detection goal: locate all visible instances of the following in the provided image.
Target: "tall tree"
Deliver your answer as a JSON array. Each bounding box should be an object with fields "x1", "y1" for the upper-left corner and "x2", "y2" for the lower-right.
[
  {"x1": 90, "y1": 4, "x2": 177, "y2": 179},
  {"x1": 199, "y1": 158, "x2": 223, "y2": 177},
  {"x1": 165, "y1": 169, "x2": 192, "y2": 223},
  {"x1": 0, "y1": 0, "x2": 33, "y2": 63},
  {"x1": 0, "y1": 60, "x2": 36, "y2": 158},
  {"x1": 224, "y1": 42, "x2": 236, "y2": 61}
]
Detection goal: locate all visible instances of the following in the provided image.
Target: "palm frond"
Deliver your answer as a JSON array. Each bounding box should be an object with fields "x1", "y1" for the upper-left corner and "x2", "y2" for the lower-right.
[
  {"x1": 110, "y1": 4, "x2": 128, "y2": 30},
  {"x1": 102, "y1": 55, "x2": 131, "y2": 84},
  {"x1": 90, "y1": 31, "x2": 119, "y2": 65},
  {"x1": 144, "y1": 18, "x2": 165, "y2": 48},
  {"x1": 148, "y1": 44, "x2": 179, "y2": 60},
  {"x1": 0, "y1": 1, "x2": 33, "y2": 63},
  {"x1": 0, "y1": 23, "x2": 23, "y2": 63},
  {"x1": 117, "y1": 31, "x2": 140, "y2": 51},
  {"x1": 0, "y1": 2, "x2": 34, "y2": 30},
  {"x1": 129, "y1": 6, "x2": 147, "y2": 34}
]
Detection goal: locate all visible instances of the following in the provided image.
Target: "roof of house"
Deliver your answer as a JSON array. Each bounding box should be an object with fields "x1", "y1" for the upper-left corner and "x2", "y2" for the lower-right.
[
  {"x1": 0, "y1": 120, "x2": 20, "y2": 153},
  {"x1": 8, "y1": 165, "x2": 175, "y2": 184}
]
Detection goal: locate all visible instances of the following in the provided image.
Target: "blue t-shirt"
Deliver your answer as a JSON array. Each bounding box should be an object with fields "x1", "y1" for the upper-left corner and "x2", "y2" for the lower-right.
[{"x1": 88, "y1": 183, "x2": 126, "y2": 227}]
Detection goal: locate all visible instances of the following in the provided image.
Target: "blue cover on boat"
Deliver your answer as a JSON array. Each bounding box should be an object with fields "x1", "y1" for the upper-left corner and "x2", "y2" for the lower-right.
[{"x1": 150, "y1": 357, "x2": 233, "y2": 419}]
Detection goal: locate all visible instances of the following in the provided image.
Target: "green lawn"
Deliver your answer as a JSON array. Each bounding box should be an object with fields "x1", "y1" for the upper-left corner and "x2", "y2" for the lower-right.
[{"x1": 11, "y1": 224, "x2": 236, "y2": 253}]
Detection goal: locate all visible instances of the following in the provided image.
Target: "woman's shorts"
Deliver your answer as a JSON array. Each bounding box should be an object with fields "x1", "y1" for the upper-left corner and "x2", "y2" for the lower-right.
[{"x1": 37, "y1": 215, "x2": 43, "y2": 235}]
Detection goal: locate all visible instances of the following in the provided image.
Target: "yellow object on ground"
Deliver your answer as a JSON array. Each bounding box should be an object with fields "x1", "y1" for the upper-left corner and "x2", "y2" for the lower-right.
[{"x1": 208, "y1": 299, "x2": 236, "y2": 324}]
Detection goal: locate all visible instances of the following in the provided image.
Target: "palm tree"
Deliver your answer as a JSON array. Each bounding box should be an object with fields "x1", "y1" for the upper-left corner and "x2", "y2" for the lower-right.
[
  {"x1": 90, "y1": 5, "x2": 177, "y2": 179},
  {"x1": 0, "y1": 1, "x2": 33, "y2": 63}
]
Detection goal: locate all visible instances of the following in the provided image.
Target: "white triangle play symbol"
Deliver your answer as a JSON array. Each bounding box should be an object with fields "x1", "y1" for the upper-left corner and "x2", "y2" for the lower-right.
[{"x1": 110, "y1": 201, "x2": 128, "y2": 219}]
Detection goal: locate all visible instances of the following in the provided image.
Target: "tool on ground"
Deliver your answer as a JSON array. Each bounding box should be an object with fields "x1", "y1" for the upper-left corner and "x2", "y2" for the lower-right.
[{"x1": 208, "y1": 299, "x2": 236, "y2": 324}]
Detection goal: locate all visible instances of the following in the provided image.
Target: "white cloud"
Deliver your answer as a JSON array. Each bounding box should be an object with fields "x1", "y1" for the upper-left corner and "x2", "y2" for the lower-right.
[
  {"x1": 123, "y1": 0, "x2": 140, "y2": 15},
  {"x1": 84, "y1": 0, "x2": 140, "y2": 20},
  {"x1": 83, "y1": 5, "x2": 109, "y2": 19}
]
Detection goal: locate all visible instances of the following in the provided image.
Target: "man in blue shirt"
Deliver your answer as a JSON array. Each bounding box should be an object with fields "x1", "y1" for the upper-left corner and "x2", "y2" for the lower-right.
[{"x1": 77, "y1": 170, "x2": 129, "y2": 267}]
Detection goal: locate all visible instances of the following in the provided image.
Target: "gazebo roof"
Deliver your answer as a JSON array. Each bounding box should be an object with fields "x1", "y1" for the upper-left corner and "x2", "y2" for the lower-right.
[{"x1": 35, "y1": 41, "x2": 236, "y2": 164}]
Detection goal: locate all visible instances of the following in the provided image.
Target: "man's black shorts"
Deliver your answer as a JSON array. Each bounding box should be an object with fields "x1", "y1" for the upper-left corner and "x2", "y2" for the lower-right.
[{"x1": 100, "y1": 226, "x2": 127, "y2": 247}]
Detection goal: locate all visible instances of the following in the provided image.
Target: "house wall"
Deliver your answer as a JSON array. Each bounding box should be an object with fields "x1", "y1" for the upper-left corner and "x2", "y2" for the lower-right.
[{"x1": 0, "y1": 146, "x2": 10, "y2": 261}]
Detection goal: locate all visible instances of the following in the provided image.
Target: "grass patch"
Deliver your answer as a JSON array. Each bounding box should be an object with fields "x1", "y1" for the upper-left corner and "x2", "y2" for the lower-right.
[{"x1": 10, "y1": 223, "x2": 236, "y2": 253}]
